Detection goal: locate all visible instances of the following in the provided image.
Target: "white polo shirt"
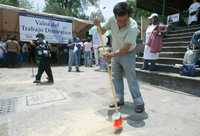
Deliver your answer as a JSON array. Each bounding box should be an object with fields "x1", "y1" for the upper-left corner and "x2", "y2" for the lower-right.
[{"x1": 103, "y1": 16, "x2": 138, "y2": 52}]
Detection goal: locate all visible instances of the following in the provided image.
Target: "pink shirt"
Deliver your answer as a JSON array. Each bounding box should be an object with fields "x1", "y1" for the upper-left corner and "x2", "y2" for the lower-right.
[{"x1": 84, "y1": 42, "x2": 92, "y2": 52}]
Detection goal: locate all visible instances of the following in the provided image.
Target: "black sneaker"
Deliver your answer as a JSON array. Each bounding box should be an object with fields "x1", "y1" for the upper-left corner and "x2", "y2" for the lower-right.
[
  {"x1": 135, "y1": 104, "x2": 145, "y2": 113},
  {"x1": 33, "y1": 80, "x2": 40, "y2": 83},
  {"x1": 47, "y1": 80, "x2": 54, "y2": 84},
  {"x1": 109, "y1": 102, "x2": 124, "y2": 108},
  {"x1": 76, "y1": 69, "x2": 80, "y2": 72},
  {"x1": 68, "y1": 69, "x2": 71, "y2": 72}
]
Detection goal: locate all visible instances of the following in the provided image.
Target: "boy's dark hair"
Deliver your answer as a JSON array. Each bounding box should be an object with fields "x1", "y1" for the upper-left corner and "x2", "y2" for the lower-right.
[
  {"x1": 36, "y1": 33, "x2": 45, "y2": 39},
  {"x1": 113, "y1": 2, "x2": 131, "y2": 17}
]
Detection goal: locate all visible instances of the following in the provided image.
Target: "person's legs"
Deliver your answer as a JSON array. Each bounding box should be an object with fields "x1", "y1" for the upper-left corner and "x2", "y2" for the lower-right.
[
  {"x1": 68, "y1": 49, "x2": 73, "y2": 71},
  {"x1": 94, "y1": 48, "x2": 99, "y2": 66},
  {"x1": 44, "y1": 59, "x2": 54, "y2": 82},
  {"x1": 74, "y1": 52, "x2": 80, "y2": 72},
  {"x1": 88, "y1": 51, "x2": 92, "y2": 66},
  {"x1": 12, "y1": 52, "x2": 17, "y2": 67},
  {"x1": 77, "y1": 50, "x2": 81, "y2": 66},
  {"x1": 84, "y1": 51, "x2": 87, "y2": 66},
  {"x1": 142, "y1": 59, "x2": 149, "y2": 70},
  {"x1": 111, "y1": 57, "x2": 124, "y2": 103},
  {"x1": 7, "y1": 52, "x2": 11, "y2": 67},
  {"x1": 120, "y1": 53, "x2": 144, "y2": 106},
  {"x1": 149, "y1": 60, "x2": 157, "y2": 71},
  {"x1": 86, "y1": 51, "x2": 90, "y2": 67},
  {"x1": 35, "y1": 60, "x2": 45, "y2": 81}
]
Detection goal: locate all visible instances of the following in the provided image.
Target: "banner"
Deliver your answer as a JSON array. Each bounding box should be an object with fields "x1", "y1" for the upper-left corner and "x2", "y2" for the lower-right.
[
  {"x1": 167, "y1": 13, "x2": 180, "y2": 24},
  {"x1": 19, "y1": 13, "x2": 72, "y2": 44}
]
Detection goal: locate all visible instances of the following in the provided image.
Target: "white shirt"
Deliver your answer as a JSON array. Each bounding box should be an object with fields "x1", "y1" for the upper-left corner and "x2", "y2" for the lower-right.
[
  {"x1": 103, "y1": 16, "x2": 138, "y2": 52},
  {"x1": 92, "y1": 32, "x2": 101, "y2": 49},
  {"x1": 84, "y1": 42, "x2": 92, "y2": 52}
]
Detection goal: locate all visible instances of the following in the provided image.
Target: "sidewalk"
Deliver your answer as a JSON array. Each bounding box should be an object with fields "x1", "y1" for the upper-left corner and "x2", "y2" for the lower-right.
[{"x1": 0, "y1": 67, "x2": 199, "y2": 136}]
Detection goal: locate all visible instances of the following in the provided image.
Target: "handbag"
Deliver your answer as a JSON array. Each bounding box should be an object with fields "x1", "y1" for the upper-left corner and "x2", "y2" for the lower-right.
[{"x1": 147, "y1": 25, "x2": 163, "y2": 53}]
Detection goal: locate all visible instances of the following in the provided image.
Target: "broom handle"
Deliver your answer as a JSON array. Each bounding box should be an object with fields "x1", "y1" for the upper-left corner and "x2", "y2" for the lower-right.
[{"x1": 97, "y1": 26, "x2": 119, "y2": 113}]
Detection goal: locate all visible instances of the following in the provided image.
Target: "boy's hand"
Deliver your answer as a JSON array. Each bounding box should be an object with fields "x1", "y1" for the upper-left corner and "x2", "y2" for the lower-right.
[{"x1": 103, "y1": 52, "x2": 114, "y2": 61}]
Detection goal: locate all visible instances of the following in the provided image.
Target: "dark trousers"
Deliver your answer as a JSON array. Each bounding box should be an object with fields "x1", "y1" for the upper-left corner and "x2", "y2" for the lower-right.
[
  {"x1": 143, "y1": 59, "x2": 157, "y2": 71},
  {"x1": 7, "y1": 52, "x2": 17, "y2": 67},
  {"x1": 36, "y1": 57, "x2": 54, "y2": 81}
]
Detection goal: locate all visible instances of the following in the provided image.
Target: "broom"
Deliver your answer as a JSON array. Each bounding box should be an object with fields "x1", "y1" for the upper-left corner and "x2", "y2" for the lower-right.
[{"x1": 96, "y1": 24, "x2": 123, "y2": 130}]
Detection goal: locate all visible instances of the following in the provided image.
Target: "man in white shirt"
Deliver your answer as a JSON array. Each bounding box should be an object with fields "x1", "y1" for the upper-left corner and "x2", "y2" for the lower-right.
[
  {"x1": 188, "y1": 0, "x2": 200, "y2": 25},
  {"x1": 95, "y1": 2, "x2": 145, "y2": 113}
]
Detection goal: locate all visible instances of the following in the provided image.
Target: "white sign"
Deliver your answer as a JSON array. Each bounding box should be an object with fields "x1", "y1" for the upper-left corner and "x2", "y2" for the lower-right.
[
  {"x1": 167, "y1": 13, "x2": 180, "y2": 24},
  {"x1": 19, "y1": 13, "x2": 72, "y2": 44}
]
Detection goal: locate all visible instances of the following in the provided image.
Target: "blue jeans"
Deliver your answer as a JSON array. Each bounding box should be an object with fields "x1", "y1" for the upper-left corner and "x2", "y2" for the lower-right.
[
  {"x1": 84, "y1": 51, "x2": 91, "y2": 66},
  {"x1": 111, "y1": 52, "x2": 144, "y2": 106},
  {"x1": 22, "y1": 52, "x2": 28, "y2": 63},
  {"x1": 77, "y1": 49, "x2": 81, "y2": 65},
  {"x1": 68, "y1": 49, "x2": 79, "y2": 69}
]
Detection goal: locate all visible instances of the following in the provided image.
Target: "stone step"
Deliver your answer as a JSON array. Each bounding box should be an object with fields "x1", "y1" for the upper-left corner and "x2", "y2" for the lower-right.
[
  {"x1": 161, "y1": 46, "x2": 187, "y2": 52},
  {"x1": 163, "y1": 36, "x2": 191, "y2": 42},
  {"x1": 165, "y1": 32, "x2": 194, "y2": 38},
  {"x1": 136, "y1": 62, "x2": 200, "y2": 75},
  {"x1": 159, "y1": 52, "x2": 185, "y2": 58},
  {"x1": 168, "y1": 26, "x2": 200, "y2": 34},
  {"x1": 136, "y1": 57, "x2": 183, "y2": 65},
  {"x1": 173, "y1": 24, "x2": 200, "y2": 30},
  {"x1": 163, "y1": 41, "x2": 189, "y2": 47},
  {"x1": 136, "y1": 68, "x2": 200, "y2": 96}
]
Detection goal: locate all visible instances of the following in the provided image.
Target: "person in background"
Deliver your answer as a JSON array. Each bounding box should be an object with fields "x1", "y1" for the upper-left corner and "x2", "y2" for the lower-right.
[
  {"x1": 188, "y1": 0, "x2": 200, "y2": 25},
  {"x1": 68, "y1": 39, "x2": 80, "y2": 72},
  {"x1": 50, "y1": 44, "x2": 59, "y2": 65},
  {"x1": 6, "y1": 35, "x2": 21, "y2": 68},
  {"x1": 191, "y1": 29, "x2": 200, "y2": 49},
  {"x1": 22, "y1": 42, "x2": 29, "y2": 64},
  {"x1": 98, "y1": 36, "x2": 110, "y2": 72},
  {"x1": 92, "y1": 31, "x2": 101, "y2": 66},
  {"x1": 63, "y1": 43, "x2": 69, "y2": 66},
  {"x1": 83, "y1": 38, "x2": 92, "y2": 67},
  {"x1": 74, "y1": 37, "x2": 83, "y2": 66},
  {"x1": 0, "y1": 37, "x2": 6, "y2": 66},
  {"x1": 143, "y1": 13, "x2": 167, "y2": 71},
  {"x1": 33, "y1": 33, "x2": 54, "y2": 84}
]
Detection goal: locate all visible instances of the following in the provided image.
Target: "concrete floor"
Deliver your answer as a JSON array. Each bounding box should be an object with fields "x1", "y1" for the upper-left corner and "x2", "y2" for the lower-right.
[{"x1": 0, "y1": 66, "x2": 199, "y2": 136}]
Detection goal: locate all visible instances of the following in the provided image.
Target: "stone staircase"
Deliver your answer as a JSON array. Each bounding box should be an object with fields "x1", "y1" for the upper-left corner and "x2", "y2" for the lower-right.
[{"x1": 136, "y1": 25, "x2": 200, "y2": 96}]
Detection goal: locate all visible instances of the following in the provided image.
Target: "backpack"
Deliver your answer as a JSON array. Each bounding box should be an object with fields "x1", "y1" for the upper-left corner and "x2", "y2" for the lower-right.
[{"x1": 180, "y1": 64, "x2": 197, "y2": 77}]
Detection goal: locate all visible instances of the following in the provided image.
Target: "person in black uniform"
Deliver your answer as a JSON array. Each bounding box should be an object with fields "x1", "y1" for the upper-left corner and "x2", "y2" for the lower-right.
[{"x1": 33, "y1": 33, "x2": 54, "y2": 84}]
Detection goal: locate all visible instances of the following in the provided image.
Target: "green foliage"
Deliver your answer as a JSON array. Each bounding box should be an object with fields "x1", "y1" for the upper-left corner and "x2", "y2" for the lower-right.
[
  {"x1": 18, "y1": 0, "x2": 33, "y2": 9},
  {"x1": 0, "y1": 0, "x2": 18, "y2": 6},
  {"x1": 0, "y1": 0, "x2": 32, "y2": 9},
  {"x1": 127, "y1": 0, "x2": 151, "y2": 23},
  {"x1": 44, "y1": 0, "x2": 98, "y2": 19}
]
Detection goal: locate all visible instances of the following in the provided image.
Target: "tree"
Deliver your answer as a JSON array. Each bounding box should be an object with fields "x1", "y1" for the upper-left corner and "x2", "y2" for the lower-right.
[
  {"x1": 0, "y1": 0, "x2": 32, "y2": 9},
  {"x1": 0, "y1": 0, "x2": 18, "y2": 6},
  {"x1": 44, "y1": 0, "x2": 99, "y2": 19},
  {"x1": 18, "y1": 0, "x2": 33, "y2": 9},
  {"x1": 127, "y1": 0, "x2": 151, "y2": 22},
  {"x1": 89, "y1": 9, "x2": 104, "y2": 22}
]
